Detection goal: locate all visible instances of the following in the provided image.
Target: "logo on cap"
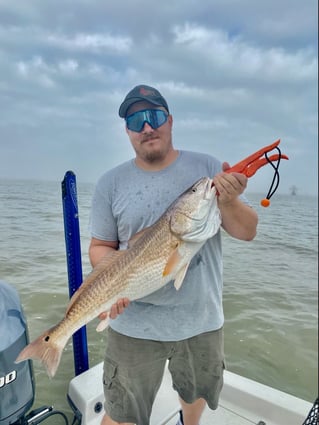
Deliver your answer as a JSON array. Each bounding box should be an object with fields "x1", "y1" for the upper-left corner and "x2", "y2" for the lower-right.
[{"x1": 140, "y1": 87, "x2": 156, "y2": 97}]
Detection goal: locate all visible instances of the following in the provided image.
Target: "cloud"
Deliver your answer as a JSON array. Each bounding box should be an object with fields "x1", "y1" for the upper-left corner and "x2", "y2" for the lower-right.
[
  {"x1": 47, "y1": 32, "x2": 132, "y2": 53},
  {"x1": 172, "y1": 22, "x2": 316, "y2": 83},
  {"x1": 58, "y1": 59, "x2": 79, "y2": 73},
  {"x1": 0, "y1": 0, "x2": 317, "y2": 195}
]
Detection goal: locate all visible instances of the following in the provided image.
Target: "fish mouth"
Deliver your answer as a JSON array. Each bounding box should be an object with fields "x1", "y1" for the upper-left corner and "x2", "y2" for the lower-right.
[{"x1": 204, "y1": 178, "x2": 215, "y2": 199}]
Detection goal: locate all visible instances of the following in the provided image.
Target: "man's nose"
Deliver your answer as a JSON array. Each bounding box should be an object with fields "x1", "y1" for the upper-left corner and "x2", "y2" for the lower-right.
[{"x1": 142, "y1": 122, "x2": 154, "y2": 132}]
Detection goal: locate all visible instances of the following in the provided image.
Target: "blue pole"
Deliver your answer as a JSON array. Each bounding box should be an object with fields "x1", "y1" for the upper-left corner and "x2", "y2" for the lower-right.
[{"x1": 61, "y1": 171, "x2": 89, "y2": 376}]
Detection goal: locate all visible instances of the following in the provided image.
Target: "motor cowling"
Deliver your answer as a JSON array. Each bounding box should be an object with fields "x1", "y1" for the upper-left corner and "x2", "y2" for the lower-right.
[{"x1": 0, "y1": 280, "x2": 35, "y2": 425}]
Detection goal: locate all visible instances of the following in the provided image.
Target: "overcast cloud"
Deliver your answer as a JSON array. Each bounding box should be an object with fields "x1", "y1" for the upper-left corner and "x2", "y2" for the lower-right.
[{"x1": 0, "y1": 0, "x2": 317, "y2": 195}]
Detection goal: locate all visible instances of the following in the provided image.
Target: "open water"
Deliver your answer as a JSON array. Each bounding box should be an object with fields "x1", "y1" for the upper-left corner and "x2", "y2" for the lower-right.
[{"x1": 0, "y1": 178, "x2": 317, "y2": 421}]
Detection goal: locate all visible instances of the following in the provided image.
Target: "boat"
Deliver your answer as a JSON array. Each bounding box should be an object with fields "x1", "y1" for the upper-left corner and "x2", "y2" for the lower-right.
[
  {"x1": 1, "y1": 172, "x2": 317, "y2": 425},
  {"x1": 0, "y1": 277, "x2": 317, "y2": 425},
  {"x1": 67, "y1": 361, "x2": 315, "y2": 425},
  {"x1": 0, "y1": 275, "x2": 315, "y2": 425}
]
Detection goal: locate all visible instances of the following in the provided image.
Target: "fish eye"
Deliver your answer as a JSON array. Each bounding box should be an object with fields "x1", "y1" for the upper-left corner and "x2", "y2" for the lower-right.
[{"x1": 192, "y1": 188, "x2": 197, "y2": 193}]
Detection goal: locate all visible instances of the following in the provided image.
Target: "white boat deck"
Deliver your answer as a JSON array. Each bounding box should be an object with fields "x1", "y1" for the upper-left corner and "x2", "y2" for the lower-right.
[
  {"x1": 151, "y1": 369, "x2": 254, "y2": 425},
  {"x1": 161, "y1": 408, "x2": 254, "y2": 425},
  {"x1": 68, "y1": 362, "x2": 312, "y2": 425}
]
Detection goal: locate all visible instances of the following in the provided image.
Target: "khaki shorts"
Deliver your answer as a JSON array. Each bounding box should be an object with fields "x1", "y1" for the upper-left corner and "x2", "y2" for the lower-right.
[{"x1": 102, "y1": 327, "x2": 225, "y2": 425}]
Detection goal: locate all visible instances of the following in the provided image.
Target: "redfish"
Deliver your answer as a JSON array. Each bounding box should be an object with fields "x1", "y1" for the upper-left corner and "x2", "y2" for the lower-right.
[{"x1": 16, "y1": 177, "x2": 221, "y2": 378}]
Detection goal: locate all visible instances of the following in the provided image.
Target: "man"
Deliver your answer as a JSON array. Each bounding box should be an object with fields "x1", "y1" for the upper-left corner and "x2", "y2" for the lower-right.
[{"x1": 89, "y1": 84, "x2": 258, "y2": 425}]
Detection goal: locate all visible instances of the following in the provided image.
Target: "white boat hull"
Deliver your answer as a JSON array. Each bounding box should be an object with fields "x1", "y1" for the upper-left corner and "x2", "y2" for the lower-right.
[{"x1": 67, "y1": 362, "x2": 312, "y2": 425}]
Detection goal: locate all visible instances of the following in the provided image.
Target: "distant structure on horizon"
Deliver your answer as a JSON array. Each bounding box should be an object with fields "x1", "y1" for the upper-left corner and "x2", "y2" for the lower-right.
[{"x1": 290, "y1": 185, "x2": 297, "y2": 195}]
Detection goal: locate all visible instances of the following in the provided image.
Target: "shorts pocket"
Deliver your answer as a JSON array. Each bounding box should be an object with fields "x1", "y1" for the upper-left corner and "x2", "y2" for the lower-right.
[
  {"x1": 212, "y1": 360, "x2": 225, "y2": 377},
  {"x1": 103, "y1": 358, "x2": 126, "y2": 410},
  {"x1": 103, "y1": 358, "x2": 117, "y2": 388}
]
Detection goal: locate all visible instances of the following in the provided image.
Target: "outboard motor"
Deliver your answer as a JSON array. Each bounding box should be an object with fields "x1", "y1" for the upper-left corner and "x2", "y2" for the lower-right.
[{"x1": 0, "y1": 280, "x2": 35, "y2": 425}]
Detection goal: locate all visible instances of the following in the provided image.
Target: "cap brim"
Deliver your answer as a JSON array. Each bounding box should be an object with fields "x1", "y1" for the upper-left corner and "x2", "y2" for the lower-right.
[{"x1": 119, "y1": 98, "x2": 166, "y2": 118}]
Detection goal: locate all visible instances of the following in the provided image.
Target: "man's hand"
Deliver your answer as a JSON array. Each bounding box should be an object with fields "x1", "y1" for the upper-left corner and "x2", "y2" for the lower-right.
[
  {"x1": 213, "y1": 162, "x2": 248, "y2": 205},
  {"x1": 213, "y1": 162, "x2": 258, "y2": 241},
  {"x1": 98, "y1": 297, "x2": 130, "y2": 321}
]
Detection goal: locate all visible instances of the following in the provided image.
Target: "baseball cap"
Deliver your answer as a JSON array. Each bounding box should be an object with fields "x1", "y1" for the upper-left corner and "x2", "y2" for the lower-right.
[{"x1": 119, "y1": 84, "x2": 169, "y2": 118}]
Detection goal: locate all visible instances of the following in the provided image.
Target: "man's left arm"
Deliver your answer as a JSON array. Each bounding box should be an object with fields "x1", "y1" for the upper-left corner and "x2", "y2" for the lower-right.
[{"x1": 213, "y1": 163, "x2": 258, "y2": 241}]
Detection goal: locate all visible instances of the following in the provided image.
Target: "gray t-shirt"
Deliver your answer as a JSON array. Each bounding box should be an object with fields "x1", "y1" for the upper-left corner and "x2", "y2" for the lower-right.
[{"x1": 90, "y1": 150, "x2": 224, "y2": 340}]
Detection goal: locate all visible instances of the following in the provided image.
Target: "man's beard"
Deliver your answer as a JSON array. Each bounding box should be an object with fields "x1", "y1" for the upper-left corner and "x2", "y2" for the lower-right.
[
  {"x1": 143, "y1": 149, "x2": 165, "y2": 163},
  {"x1": 138, "y1": 138, "x2": 171, "y2": 163}
]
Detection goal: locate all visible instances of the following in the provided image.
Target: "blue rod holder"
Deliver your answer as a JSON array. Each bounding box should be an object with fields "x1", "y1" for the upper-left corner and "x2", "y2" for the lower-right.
[{"x1": 61, "y1": 171, "x2": 89, "y2": 376}]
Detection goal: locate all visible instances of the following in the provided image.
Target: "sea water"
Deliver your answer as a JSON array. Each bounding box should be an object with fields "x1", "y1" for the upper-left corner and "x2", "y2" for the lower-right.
[{"x1": 0, "y1": 178, "x2": 317, "y2": 420}]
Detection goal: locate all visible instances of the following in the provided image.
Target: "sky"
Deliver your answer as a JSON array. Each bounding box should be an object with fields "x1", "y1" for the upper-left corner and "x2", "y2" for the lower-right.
[{"x1": 0, "y1": 0, "x2": 317, "y2": 196}]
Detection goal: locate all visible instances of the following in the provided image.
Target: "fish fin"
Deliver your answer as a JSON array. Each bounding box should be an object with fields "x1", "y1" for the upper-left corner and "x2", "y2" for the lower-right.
[
  {"x1": 66, "y1": 251, "x2": 124, "y2": 315},
  {"x1": 96, "y1": 315, "x2": 110, "y2": 332},
  {"x1": 15, "y1": 324, "x2": 64, "y2": 378},
  {"x1": 163, "y1": 246, "x2": 182, "y2": 277},
  {"x1": 174, "y1": 262, "x2": 190, "y2": 290}
]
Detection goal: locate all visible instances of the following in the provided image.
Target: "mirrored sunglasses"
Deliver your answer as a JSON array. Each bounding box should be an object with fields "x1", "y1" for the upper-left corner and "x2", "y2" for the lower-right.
[{"x1": 125, "y1": 109, "x2": 168, "y2": 132}]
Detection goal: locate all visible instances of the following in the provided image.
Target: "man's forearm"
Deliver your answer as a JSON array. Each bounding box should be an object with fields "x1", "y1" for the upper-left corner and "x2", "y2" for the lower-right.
[
  {"x1": 219, "y1": 198, "x2": 258, "y2": 241},
  {"x1": 89, "y1": 241, "x2": 118, "y2": 267}
]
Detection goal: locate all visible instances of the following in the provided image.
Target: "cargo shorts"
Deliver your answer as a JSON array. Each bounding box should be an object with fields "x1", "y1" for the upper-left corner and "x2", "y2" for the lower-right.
[{"x1": 102, "y1": 327, "x2": 225, "y2": 425}]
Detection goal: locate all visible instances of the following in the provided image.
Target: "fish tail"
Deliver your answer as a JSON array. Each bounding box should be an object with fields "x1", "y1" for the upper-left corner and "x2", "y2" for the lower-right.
[{"x1": 15, "y1": 325, "x2": 65, "y2": 378}]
